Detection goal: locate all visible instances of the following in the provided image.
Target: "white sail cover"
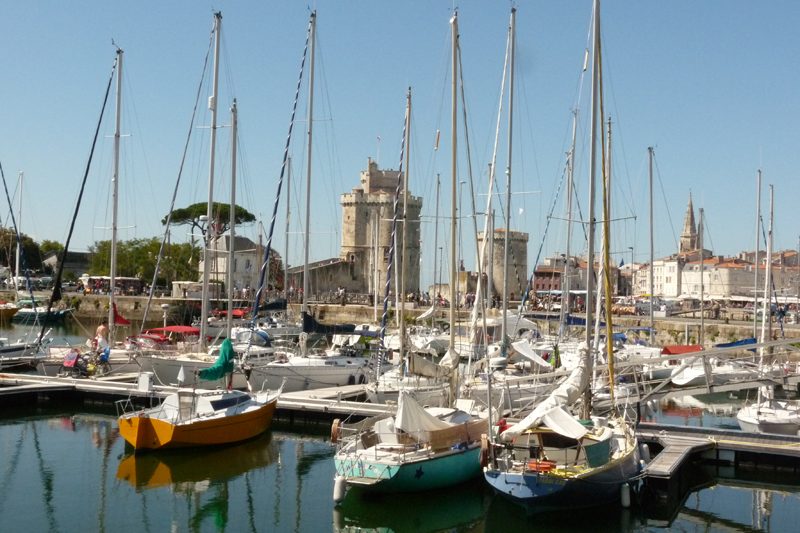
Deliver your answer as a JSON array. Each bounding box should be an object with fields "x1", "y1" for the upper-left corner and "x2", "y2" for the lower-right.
[
  {"x1": 501, "y1": 342, "x2": 590, "y2": 442},
  {"x1": 511, "y1": 340, "x2": 554, "y2": 369},
  {"x1": 395, "y1": 390, "x2": 453, "y2": 433},
  {"x1": 415, "y1": 305, "x2": 436, "y2": 322},
  {"x1": 541, "y1": 405, "x2": 588, "y2": 440}
]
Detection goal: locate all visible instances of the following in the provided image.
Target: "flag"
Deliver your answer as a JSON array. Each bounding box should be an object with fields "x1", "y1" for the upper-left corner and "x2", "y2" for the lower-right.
[
  {"x1": 619, "y1": 258, "x2": 625, "y2": 267},
  {"x1": 177, "y1": 365, "x2": 186, "y2": 385},
  {"x1": 113, "y1": 303, "x2": 131, "y2": 325}
]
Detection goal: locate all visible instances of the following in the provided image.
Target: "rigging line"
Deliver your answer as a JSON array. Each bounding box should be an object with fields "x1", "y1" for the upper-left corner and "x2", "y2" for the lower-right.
[
  {"x1": 37, "y1": 53, "x2": 117, "y2": 347},
  {"x1": 247, "y1": 13, "x2": 313, "y2": 335},
  {"x1": 516, "y1": 157, "x2": 568, "y2": 314},
  {"x1": 140, "y1": 27, "x2": 215, "y2": 330},
  {"x1": 652, "y1": 152, "x2": 679, "y2": 254},
  {"x1": 0, "y1": 165, "x2": 38, "y2": 308}
]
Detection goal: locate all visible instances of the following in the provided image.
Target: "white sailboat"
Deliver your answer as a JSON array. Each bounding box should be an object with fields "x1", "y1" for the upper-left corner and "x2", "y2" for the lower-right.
[
  {"x1": 483, "y1": 1, "x2": 642, "y2": 509},
  {"x1": 737, "y1": 184, "x2": 800, "y2": 435}
]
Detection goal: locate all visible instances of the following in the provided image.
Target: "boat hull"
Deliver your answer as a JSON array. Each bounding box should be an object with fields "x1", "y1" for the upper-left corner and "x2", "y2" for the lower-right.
[
  {"x1": 118, "y1": 397, "x2": 277, "y2": 450},
  {"x1": 335, "y1": 445, "x2": 482, "y2": 493},
  {"x1": 484, "y1": 444, "x2": 641, "y2": 510}
]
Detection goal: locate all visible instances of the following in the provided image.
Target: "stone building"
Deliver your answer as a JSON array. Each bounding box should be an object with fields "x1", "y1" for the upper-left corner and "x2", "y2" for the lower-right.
[
  {"x1": 287, "y1": 159, "x2": 423, "y2": 297},
  {"x1": 477, "y1": 229, "x2": 529, "y2": 300}
]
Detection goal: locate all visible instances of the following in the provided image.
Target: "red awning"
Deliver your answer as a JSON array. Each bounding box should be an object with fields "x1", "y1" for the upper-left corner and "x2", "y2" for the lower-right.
[
  {"x1": 661, "y1": 344, "x2": 703, "y2": 355},
  {"x1": 146, "y1": 325, "x2": 201, "y2": 335}
]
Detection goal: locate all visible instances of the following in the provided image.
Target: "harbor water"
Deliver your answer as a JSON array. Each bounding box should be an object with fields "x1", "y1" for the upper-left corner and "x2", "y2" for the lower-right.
[{"x1": 2, "y1": 325, "x2": 800, "y2": 531}]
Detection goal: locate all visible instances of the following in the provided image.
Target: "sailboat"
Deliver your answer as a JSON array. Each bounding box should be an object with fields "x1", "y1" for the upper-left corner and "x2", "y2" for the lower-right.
[
  {"x1": 117, "y1": 338, "x2": 281, "y2": 450},
  {"x1": 483, "y1": 1, "x2": 642, "y2": 509},
  {"x1": 737, "y1": 185, "x2": 800, "y2": 435},
  {"x1": 331, "y1": 11, "x2": 490, "y2": 504}
]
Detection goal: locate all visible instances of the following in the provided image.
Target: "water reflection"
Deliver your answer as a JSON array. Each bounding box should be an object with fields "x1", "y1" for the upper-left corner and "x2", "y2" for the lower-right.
[
  {"x1": 1, "y1": 403, "x2": 799, "y2": 532},
  {"x1": 333, "y1": 478, "x2": 489, "y2": 533},
  {"x1": 116, "y1": 433, "x2": 278, "y2": 490}
]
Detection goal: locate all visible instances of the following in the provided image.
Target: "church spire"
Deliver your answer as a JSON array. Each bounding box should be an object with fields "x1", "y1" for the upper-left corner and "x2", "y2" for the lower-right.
[{"x1": 679, "y1": 192, "x2": 697, "y2": 253}]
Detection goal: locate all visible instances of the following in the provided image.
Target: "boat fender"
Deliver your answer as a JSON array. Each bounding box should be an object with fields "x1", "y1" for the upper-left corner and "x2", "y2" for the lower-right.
[
  {"x1": 479, "y1": 434, "x2": 489, "y2": 468},
  {"x1": 330, "y1": 418, "x2": 342, "y2": 443},
  {"x1": 347, "y1": 375, "x2": 356, "y2": 385},
  {"x1": 640, "y1": 443, "x2": 651, "y2": 463},
  {"x1": 620, "y1": 483, "x2": 631, "y2": 508},
  {"x1": 358, "y1": 374, "x2": 367, "y2": 384},
  {"x1": 333, "y1": 475, "x2": 347, "y2": 503}
]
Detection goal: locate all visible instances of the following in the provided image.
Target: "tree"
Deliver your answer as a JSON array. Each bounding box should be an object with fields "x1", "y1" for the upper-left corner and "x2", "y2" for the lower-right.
[
  {"x1": 0, "y1": 227, "x2": 41, "y2": 272},
  {"x1": 162, "y1": 202, "x2": 256, "y2": 245},
  {"x1": 88, "y1": 237, "x2": 198, "y2": 286},
  {"x1": 40, "y1": 240, "x2": 65, "y2": 258}
]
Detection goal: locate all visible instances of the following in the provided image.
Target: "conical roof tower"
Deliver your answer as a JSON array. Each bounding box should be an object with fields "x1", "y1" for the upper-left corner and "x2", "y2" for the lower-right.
[{"x1": 679, "y1": 193, "x2": 697, "y2": 253}]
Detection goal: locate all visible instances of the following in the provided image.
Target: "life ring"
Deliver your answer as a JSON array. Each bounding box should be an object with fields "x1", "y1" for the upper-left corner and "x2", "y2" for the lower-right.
[{"x1": 330, "y1": 418, "x2": 342, "y2": 443}]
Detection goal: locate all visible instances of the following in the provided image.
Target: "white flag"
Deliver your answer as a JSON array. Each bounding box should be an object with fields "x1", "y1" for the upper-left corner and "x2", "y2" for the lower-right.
[{"x1": 177, "y1": 365, "x2": 186, "y2": 385}]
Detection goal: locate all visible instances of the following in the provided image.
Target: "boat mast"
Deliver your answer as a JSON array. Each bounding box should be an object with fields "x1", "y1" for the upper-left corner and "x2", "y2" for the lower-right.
[
  {"x1": 449, "y1": 12, "x2": 458, "y2": 352},
  {"x1": 559, "y1": 110, "x2": 578, "y2": 338},
  {"x1": 757, "y1": 185, "x2": 773, "y2": 406},
  {"x1": 500, "y1": 7, "x2": 516, "y2": 359},
  {"x1": 284, "y1": 157, "x2": 291, "y2": 302},
  {"x1": 108, "y1": 47, "x2": 123, "y2": 342},
  {"x1": 431, "y1": 173, "x2": 440, "y2": 327},
  {"x1": 226, "y1": 99, "x2": 238, "y2": 338},
  {"x1": 583, "y1": 0, "x2": 600, "y2": 416},
  {"x1": 648, "y1": 146, "x2": 655, "y2": 341},
  {"x1": 302, "y1": 11, "x2": 317, "y2": 316},
  {"x1": 699, "y1": 207, "x2": 705, "y2": 346},
  {"x1": 399, "y1": 88, "x2": 411, "y2": 360},
  {"x1": 201, "y1": 12, "x2": 222, "y2": 350},
  {"x1": 14, "y1": 171, "x2": 22, "y2": 292},
  {"x1": 754, "y1": 169, "x2": 761, "y2": 338}
]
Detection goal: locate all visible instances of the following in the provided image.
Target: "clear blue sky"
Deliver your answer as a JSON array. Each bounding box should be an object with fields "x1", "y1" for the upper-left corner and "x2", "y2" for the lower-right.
[{"x1": 1, "y1": 1, "x2": 798, "y2": 290}]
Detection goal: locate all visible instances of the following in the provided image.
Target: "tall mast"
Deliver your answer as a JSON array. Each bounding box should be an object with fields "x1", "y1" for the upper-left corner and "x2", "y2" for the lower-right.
[
  {"x1": 449, "y1": 11, "x2": 458, "y2": 351},
  {"x1": 431, "y1": 173, "x2": 440, "y2": 326},
  {"x1": 284, "y1": 156, "x2": 291, "y2": 301},
  {"x1": 14, "y1": 171, "x2": 22, "y2": 291},
  {"x1": 108, "y1": 47, "x2": 123, "y2": 342},
  {"x1": 583, "y1": 0, "x2": 600, "y2": 415},
  {"x1": 302, "y1": 11, "x2": 317, "y2": 315},
  {"x1": 648, "y1": 146, "x2": 655, "y2": 341},
  {"x1": 754, "y1": 169, "x2": 761, "y2": 338},
  {"x1": 756, "y1": 185, "x2": 773, "y2": 408},
  {"x1": 200, "y1": 12, "x2": 222, "y2": 350},
  {"x1": 226, "y1": 99, "x2": 238, "y2": 338},
  {"x1": 699, "y1": 207, "x2": 705, "y2": 346},
  {"x1": 500, "y1": 7, "x2": 516, "y2": 358},
  {"x1": 399, "y1": 88, "x2": 411, "y2": 360},
  {"x1": 559, "y1": 110, "x2": 578, "y2": 337}
]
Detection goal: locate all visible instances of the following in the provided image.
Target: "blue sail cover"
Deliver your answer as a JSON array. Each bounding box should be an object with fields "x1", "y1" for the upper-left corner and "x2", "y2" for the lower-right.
[{"x1": 198, "y1": 338, "x2": 235, "y2": 381}]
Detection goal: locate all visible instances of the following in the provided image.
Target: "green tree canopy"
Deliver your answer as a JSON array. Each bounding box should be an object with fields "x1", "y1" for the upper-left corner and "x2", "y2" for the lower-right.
[
  {"x1": 88, "y1": 237, "x2": 198, "y2": 286},
  {"x1": 162, "y1": 202, "x2": 256, "y2": 241},
  {"x1": 40, "y1": 240, "x2": 64, "y2": 258},
  {"x1": 0, "y1": 227, "x2": 41, "y2": 272}
]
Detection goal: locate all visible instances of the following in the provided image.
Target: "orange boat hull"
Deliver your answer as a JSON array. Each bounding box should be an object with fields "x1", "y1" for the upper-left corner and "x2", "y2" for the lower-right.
[{"x1": 119, "y1": 398, "x2": 278, "y2": 451}]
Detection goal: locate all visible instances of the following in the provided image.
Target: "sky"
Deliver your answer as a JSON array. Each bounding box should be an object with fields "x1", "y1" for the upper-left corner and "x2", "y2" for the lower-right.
[{"x1": 1, "y1": 1, "x2": 799, "y2": 290}]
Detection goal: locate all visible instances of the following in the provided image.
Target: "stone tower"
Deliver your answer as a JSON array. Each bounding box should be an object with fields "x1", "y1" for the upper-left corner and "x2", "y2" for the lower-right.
[
  {"x1": 679, "y1": 193, "x2": 698, "y2": 253},
  {"x1": 339, "y1": 158, "x2": 423, "y2": 294},
  {"x1": 476, "y1": 229, "x2": 529, "y2": 299}
]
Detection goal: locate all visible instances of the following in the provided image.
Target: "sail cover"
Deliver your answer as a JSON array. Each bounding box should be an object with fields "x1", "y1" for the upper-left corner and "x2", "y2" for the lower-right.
[
  {"x1": 198, "y1": 338, "x2": 235, "y2": 381},
  {"x1": 501, "y1": 342, "x2": 590, "y2": 442},
  {"x1": 395, "y1": 391, "x2": 452, "y2": 434},
  {"x1": 511, "y1": 340, "x2": 554, "y2": 369}
]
